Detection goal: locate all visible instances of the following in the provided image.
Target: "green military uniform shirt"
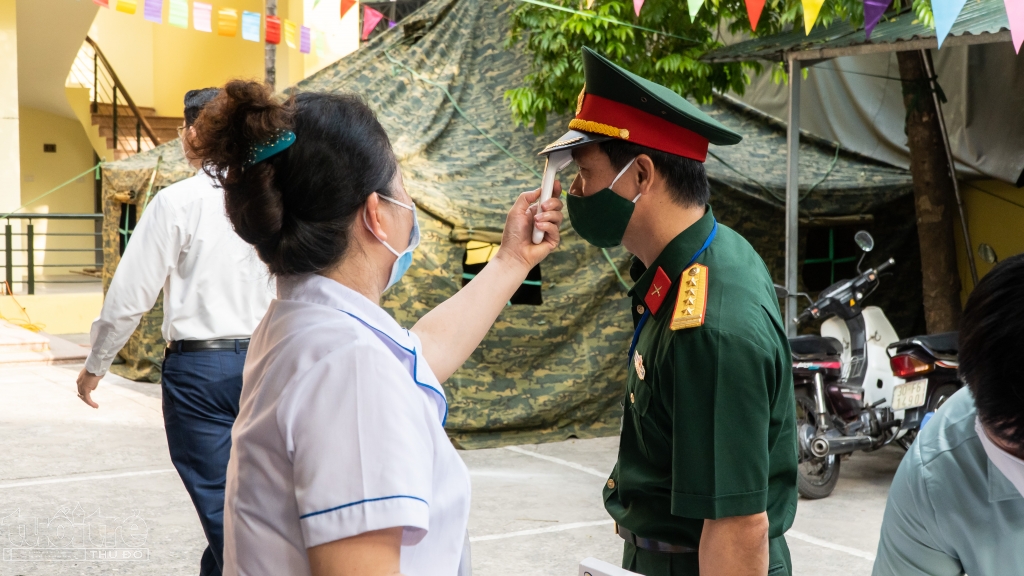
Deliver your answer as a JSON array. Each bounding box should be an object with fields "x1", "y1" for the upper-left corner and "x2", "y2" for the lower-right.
[{"x1": 603, "y1": 206, "x2": 798, "y2": 575}]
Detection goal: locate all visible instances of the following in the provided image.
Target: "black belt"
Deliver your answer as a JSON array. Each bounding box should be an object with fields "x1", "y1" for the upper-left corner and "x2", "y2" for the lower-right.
[
  {"x1": 616, "y1": 523, "x2": 697, "y2": 554},
  {"x1": 165, "y1": 339, "x2": 249, "y2": 356}
]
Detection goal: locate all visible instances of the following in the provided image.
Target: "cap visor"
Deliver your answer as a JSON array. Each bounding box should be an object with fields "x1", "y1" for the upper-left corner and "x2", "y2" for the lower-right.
[{"x1": 539, "y1": 130, "x2": 613, "y2": 156}]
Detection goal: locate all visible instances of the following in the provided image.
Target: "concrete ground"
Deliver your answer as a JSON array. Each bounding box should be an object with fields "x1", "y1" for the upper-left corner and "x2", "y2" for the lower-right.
[{"x1": 0, "y1": 363, "x2": 902, "y2": 575}]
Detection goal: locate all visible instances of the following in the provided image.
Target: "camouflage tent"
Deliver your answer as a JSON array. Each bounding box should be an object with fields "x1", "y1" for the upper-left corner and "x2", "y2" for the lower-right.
[{"x1": 100, "y1": 0, "x2": 921, "y2": 448}]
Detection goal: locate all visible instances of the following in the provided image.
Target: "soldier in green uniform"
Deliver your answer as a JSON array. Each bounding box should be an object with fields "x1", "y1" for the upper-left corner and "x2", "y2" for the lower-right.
[{"x1": 540, "y1": 47, "x2": 798, "y2": 576}]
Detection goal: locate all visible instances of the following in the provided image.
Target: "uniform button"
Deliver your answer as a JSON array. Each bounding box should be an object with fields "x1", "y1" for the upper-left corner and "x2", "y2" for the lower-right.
[
  {"x1": 637, "y1": 305, "x2": 645, "y2": 314},
  {"x1": 607, "y1": 479, "x2": 616, "y2": 489},
  {"x1": 630, "y1": 392, "x2": 635, "y2": 403}
]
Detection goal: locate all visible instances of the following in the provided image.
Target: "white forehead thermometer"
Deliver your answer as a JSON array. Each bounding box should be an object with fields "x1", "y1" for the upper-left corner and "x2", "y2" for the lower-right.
[{"x1": 532, "y1": 148, "x2": 574, "y2": 244}]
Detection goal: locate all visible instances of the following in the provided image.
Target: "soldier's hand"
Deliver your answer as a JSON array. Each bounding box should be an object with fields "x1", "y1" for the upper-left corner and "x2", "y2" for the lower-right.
[
  {"x1": 498, "y1": 182, "x2": 564, "y2": 270},
  {"x1": 76, "y1": 368, "x2": 101, "y2": 409}
]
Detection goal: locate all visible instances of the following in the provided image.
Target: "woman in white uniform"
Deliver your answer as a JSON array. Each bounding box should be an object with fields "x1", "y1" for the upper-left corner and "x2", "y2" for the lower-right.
[{"x1": 188, "y1": 82, "x2": 564, "y2": 576}]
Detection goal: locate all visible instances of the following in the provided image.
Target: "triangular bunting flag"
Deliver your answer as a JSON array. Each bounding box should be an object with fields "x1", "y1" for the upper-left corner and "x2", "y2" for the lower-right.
[
  {"x1": 218, "y1": 8, "x2": 238, "y2": 37},
  {"x1": 241, "y1": 11, "x2": 261, "y2": 42},
  {"x1": 745, "y1": 0, "x2": 766, "y2": 31},
  {"x1": 341, "y1": 0, "x2": 357, "y2": 18},
  {"x1": 362, "y1": 6, "x2": 385, "y2": 40},
  {"x1": 144, "y1": 0, "x2": 163, "y2": 23},
  {"x1": 801, "y1": 0, "x2": 825, "y2": 34},
  {"x1": 265, "y1": 15, "x2": 281, "y2": 44},
  {"x1": 193, "y1": 2, "x2": 212, "y2": 32},
  {"x1": 168, "y1": 0, "x2": 188, "y2": 28},
  {"x1": 633, "y1": 0, "x2": 644, "y2": 17},
  {"x1": 1004, "y1": 0, "x2": 1024, "y2": 53},
  {"x1": 300, "y1": 26, "x2": 311, "y2": 53},
  {"x1": 933, "y1": 0, "x2": 968, "y2": 48},
  {"x1": 284, "y1": 19, "x2": 298, "y2": 48},
  {"x1": 687, "y1": 0, "x2": 703, "y2": 21},
  {"x1": 115, "y1": 0, "x2": 138, "y2": 14},
  {"x1": 863, "y1": 0, "x2": 891, "y2": 39}
]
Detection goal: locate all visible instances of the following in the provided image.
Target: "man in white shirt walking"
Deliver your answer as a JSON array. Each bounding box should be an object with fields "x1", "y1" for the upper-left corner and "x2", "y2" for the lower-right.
[{"x1": 76, "y1": 88, "x2": 273, "y2": 576}]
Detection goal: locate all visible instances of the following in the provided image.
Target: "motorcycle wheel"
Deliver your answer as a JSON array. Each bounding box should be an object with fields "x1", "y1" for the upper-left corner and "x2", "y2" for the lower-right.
[{"x1": 795, "y1": 392, "x2": 841, "y2": 499}]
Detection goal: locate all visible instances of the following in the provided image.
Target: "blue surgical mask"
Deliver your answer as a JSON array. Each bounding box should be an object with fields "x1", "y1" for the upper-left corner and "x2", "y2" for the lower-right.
[{"x1": 364, "y1": 194, "x2": 420, "y2": 292}]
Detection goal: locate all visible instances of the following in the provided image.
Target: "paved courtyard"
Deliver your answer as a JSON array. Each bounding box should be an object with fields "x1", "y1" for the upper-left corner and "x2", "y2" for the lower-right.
[{"x1": 0, "y1": 363, "x2": 902, "y2": 575}]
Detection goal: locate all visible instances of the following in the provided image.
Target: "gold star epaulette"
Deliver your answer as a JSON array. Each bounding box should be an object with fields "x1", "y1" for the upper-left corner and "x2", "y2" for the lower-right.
[{"x1": 670, "y1": 264, "x2": 708, "y2": 330}]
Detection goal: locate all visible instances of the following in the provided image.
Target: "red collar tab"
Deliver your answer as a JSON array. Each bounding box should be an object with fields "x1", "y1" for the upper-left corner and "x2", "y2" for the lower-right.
[
  {"x1": 644, "y1": 267, "x2": 673, "y2": 315},
  {"x1": 576, "y1": 94, "x2": 710, "y2": 162}
]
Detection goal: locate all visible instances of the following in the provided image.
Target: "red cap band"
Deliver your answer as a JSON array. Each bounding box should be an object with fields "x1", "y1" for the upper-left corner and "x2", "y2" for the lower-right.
[{"x1": 576, "y1": 94, "x2": 710, "y2": 162}]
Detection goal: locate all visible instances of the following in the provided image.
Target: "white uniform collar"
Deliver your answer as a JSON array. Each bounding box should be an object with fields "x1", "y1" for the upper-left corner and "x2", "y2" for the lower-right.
[{"x1": 276, "y1": 274, "x2": 448, "y2": 425}]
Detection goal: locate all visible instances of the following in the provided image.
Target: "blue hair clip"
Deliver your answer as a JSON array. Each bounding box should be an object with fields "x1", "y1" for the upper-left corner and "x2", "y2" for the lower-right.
[{"x1": 244, "y1": 130, "x2": 296, "y2": 168}]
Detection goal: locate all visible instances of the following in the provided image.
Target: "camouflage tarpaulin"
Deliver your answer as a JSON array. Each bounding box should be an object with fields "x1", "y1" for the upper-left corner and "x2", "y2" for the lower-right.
[{"x1": 100, "y1": 0, "x2": 920, "y2": 448}]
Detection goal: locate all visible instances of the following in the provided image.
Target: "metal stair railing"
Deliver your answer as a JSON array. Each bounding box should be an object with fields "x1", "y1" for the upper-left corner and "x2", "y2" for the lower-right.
[{"x1": 66, "y1": 36, "x2": 162, "y2": 158}]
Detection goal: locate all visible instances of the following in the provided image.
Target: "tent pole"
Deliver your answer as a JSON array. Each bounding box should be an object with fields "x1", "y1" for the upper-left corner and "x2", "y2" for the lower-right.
[
  {"x1": 785, "y1": 57, "x2": 801, "y2": 337},
  {"x1": 921, "y1": 48, "x2": 978, "y2": 287}
]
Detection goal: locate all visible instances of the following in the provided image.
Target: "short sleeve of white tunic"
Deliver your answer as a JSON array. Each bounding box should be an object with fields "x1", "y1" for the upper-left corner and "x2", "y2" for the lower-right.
[
  {"x1": 281, "y1": 341, "x2": 435, "y2": 547},
  {"x1": 223, "y1": 274, "x2": 470, "y2": 576}
]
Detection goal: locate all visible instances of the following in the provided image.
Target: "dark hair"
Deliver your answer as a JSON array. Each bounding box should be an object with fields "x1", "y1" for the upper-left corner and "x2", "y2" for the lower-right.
[
  {"x1": 184, "y1": 88, "x2": 221, "y2": 126},
  {"x1": 187, "y1": 80, "x2": 399, "y2": 276},
  {"x1": 599, "y1": 140, "x2": 710, "y2": 208},
  {"x1": 960, "y1": 253, "x2": 1024, "y2": 447}
]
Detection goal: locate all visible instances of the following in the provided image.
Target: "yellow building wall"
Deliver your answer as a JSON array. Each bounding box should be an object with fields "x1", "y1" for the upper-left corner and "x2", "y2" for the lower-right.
[
  {"x1": 954, "y1": 179, "x2": 1024, "y2": 305},
  {"x1": 17, "y1": 106, "x2": 98, "y2": 277},
  {"x1": 0, "y1": 292, "x2": 103, "y2": 334}
]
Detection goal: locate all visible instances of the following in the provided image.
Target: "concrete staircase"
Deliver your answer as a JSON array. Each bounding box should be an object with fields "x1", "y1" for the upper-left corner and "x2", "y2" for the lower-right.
[
  {"x1": 91, "y1": 103, "x2": 183, "y2": 160},
  {"x1": 0, "y1": 321, "x2": 89, "y2": 366}
]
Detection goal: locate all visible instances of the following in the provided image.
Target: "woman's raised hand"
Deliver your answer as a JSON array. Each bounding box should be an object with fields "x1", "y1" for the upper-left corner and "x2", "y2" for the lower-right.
[{"x1": 496, "y1": 181, "x2": 564, "y2": 271}]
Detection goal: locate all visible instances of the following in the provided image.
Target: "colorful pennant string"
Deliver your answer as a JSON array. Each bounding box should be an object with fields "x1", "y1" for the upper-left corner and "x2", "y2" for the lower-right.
[
  {"x1": 168, "y1": 0, "x2": 188, "y2": 28},
  {"x1": 801, "y1": 0, "x2": 825, "y2": 34},
  {"x1": 284, "y1": 19, "x2": 298, "y2": 48},
  {"x1": 241, "y1": 11, "x2": 261, "y2": 42},
  {"x1": 863, "y1": 0, "x2": 891, "y2": 38},
  {"x1": 744, "y1": 0, "x2": 766, "y2": 31},
  {"x1": 144, "y1": 0, "x2": 163, "y2": 23},
  {"x1": 633, "y1": 0, "x2": 644, "y2": 17},
  {"x1": 218, "y1": 8, "x2": 238, "y2": 37},
  {"x1": 314, "y1": 30, "x2": 326, "y2": 56},
  {"x1": 1003, "y1": 0, "x2": 1024, "y2": 53},
  {"x1": 300, "y1": 25, "x2": 311, "y2": 53},
  {"x1": 116, "y1": 0, "x2": 138, "y2": 15},
  {"x1": 265, "y1": 15, "x2": 281, "y2": 44},
  {"x1": 193, "y1": 2, "x2": 212, "y2": 32},
  {"x1": 341, "y1": 0, "x2": 357, "y2": 18},
  {"x1": 687, "y1": 0, "x2": 703, "y2": 21},
  {"x1": 933, "y1": 0, "x2": 968, "y2": 48},
  {"x1": 362, "y1": 6, "x2": 385, "y2": 40}
]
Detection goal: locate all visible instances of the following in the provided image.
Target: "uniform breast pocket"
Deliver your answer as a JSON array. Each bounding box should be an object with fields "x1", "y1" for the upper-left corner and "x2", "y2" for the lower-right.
[{"x1": 627, "y1": 374, "x2": 653, "y2": 457}]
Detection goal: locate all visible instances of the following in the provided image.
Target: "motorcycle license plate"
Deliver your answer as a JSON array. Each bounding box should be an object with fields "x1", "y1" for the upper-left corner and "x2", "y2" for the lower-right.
[{"x1": 892, "y1": 379, "x2": 928, "y2": 411}]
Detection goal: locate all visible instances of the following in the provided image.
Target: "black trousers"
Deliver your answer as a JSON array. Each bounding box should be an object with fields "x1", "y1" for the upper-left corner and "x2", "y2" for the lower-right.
[{"x1": 161, "y1": 349, "x2": 245, "y2": 576}]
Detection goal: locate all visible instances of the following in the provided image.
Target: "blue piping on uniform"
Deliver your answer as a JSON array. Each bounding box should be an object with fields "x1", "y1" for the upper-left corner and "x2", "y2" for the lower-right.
[
  {"x1": 299, "y1": 494, "x2": 429, "y2": 520},
  {"x1": 337, "y1": 310, "x2": 449, "y2": 426}
]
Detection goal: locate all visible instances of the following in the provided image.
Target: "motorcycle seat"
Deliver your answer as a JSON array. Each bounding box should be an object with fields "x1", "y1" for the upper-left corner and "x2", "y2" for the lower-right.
[
  {"x1": 789, "y1": 335, "x2": 843, "y2": 360},
  {"x1": 910, "y1": 332, "x2": 959, "y2": 355}
]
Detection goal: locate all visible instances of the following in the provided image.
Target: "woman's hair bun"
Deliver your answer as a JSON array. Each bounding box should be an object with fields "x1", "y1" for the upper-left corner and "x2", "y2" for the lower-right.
[{"x1": 188, "y1": 80, "x2": 399, "y2": 277}]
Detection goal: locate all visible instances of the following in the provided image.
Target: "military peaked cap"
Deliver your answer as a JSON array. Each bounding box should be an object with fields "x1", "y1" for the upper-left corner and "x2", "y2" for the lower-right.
[{"x1": 541, "y1": 47, "x2": 742, "y2": 162}]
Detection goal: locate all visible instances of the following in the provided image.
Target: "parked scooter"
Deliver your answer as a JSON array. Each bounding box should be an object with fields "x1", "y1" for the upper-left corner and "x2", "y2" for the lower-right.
[
  {"x1": 775, "y1": 231, "x2": 905, "y2": 499},
  {"x1": 887, "y1": 332, "x2": 962, "y2": 446}
]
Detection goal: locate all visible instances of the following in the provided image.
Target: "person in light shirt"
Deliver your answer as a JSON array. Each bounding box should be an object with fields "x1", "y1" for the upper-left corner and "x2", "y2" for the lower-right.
[
  {"x1": 76, "y1": 88, "x2": 274, "y2": 576},
  {"x1": 187, "y1": 81, "x2": 564, "y2": 576}
]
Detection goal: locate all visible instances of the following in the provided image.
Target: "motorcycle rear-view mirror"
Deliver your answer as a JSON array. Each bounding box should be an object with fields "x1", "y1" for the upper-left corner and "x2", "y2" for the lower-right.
[
  {"x1": 773, "y1": 284, "x2": 789, "y2": 300},
  {"x1": 854, "y1": 230, "x2": 875, "y2": 252}
]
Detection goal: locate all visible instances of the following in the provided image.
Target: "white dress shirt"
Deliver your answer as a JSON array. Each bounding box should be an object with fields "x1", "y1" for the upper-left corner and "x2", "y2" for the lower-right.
[
  {"x1": 222, "y1": 274, "x2": 471, "y2": 576},
  {"x1": 85, "y1": 172, "x2": 274, "y2": 376}
]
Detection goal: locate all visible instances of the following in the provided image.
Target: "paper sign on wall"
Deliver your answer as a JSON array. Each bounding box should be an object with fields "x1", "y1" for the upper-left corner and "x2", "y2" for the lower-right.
[
  {"x1": 265, "y1": 15, "x2": 281, "y2": 44},
  {"x1": 241, "y1": 11, "x2": 261, "y2": 42},
  {"x1": 218, "y1": 8, "x2": 238, "y2": 37},
  {"x1": 284, "y1": 19, "x2": 298, "y2": 48},
  {"x1": 93, "y1": 0, "x2": 110, "y2": 7},
  {"x1": 193, "y1": 2, "x2": 212, "y2": 32},
  {"x1": 168, "y1": 0, "x2": 188, "y2": 28},
  {"x1": 116, "y1": 0, "x2": 138, "y2": 14},
  {"x1": 300, "y1": 26, "x2": 311, "y2": 54}
]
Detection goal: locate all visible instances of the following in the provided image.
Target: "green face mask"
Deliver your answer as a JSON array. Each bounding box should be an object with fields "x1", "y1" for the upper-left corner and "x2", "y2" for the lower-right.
[{"x1": 566, "y1": 158, "x2": 639, "y2": 248}]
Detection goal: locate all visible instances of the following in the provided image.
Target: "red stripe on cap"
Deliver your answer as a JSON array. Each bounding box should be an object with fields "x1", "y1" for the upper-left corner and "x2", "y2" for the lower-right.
[{"x1": 577, "y1": 94, "x2": 709, "y2": 162}]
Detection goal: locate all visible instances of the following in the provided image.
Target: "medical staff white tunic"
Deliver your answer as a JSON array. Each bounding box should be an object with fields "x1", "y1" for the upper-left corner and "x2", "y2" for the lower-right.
[{"x1": 222, "y1": 274, "x2": 471, "y2": 576}]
